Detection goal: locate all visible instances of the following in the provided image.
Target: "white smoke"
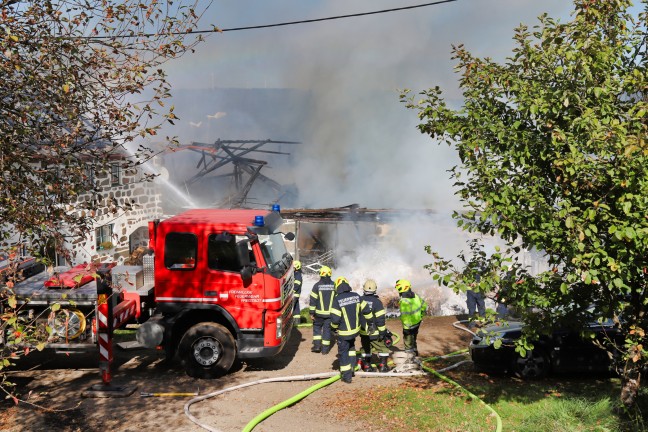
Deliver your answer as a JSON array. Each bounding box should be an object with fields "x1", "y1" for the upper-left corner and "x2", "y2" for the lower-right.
[{"x1": 296, "y1": 212, "x2": 480, "y2": 316}]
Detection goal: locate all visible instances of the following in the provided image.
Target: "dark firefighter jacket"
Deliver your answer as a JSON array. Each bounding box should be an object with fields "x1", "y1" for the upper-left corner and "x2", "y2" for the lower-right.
[
  {"x1": 359, "y1": 293, "x2": 387, "y2": 339},
  {"x1": 330, "y1": 282, "x2": 373, "y2": 338},
  {"x1": 309, "y1": 276, "x2": 335, "y2": 317},
  {"x1": 294, "y1": 269, "x2": 303, "y2": 299}
]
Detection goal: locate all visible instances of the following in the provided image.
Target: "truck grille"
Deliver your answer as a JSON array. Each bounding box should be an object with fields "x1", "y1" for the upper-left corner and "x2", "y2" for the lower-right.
[
  {"x1": 282, "y1": 274, "x2": 294, "y2": 304},
  {"x1": 281, "y1": 298, "x2": 294, "y2": 337}
]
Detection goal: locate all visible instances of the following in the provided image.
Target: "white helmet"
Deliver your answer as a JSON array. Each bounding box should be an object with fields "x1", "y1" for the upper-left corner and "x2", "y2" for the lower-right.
[{"x1": 363, "y1": 279, "x2": 378, "y2": 294}]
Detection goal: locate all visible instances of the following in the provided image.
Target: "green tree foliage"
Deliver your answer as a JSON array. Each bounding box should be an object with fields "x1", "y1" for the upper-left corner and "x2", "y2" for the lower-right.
[
  {"x1": 405, "y1": 0, "x2": 648, "y2": 407},
  {"x1": 0, "y1": 0, "x2": 210, "y2": 258},
  {"x1": 0, "y1": 0, "x2": 211, "y2": 402}
]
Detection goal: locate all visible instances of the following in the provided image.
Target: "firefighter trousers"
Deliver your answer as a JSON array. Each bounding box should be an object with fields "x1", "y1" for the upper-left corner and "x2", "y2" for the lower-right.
[
  {"x1": 402, "y1": 323, "x2": 421, "y2": 354},
  {"x1": 292, "y1": 298, "x2": 301, "y2": 321},
  {"x1": 360, "y1": 334, "x2": 389, "y2": 359},
  {"x1": 312, "y1": 316, "x2": 332, "y2": 351},
  {"x1": 337, "y1": 336, "x2": 358, "y2": 382}
]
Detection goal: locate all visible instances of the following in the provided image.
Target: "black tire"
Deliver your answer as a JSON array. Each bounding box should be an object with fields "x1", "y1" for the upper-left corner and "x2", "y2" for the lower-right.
[
  {"x1": 178, "y1": 322, "x2": 236, "y2": 379},
  {"x1": 511, "y1": 349, "x2": 549, "y2": 379}
]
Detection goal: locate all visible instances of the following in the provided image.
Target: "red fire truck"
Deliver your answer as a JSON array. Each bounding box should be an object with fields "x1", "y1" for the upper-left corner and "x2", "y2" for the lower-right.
[{"x1": 10, "y1": 207, "x2": 296, "y2": 380}]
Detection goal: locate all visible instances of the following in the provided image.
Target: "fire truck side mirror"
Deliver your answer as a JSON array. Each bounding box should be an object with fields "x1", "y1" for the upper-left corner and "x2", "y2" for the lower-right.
[
  {"x1": 236, "y1": 240, "x2": 251, "y2": 267},
  {"x1": 240, "y1": 266, "x2": 253, "y2": 283}
]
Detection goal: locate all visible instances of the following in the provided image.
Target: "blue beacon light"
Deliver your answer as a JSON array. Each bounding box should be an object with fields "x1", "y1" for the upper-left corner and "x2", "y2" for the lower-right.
[
  {"x1": 272, "y1": 204, "x2": 281, "y2": 212},
  {"x1": 254, "y1": 216, "x2": 265, "y2": 227}
]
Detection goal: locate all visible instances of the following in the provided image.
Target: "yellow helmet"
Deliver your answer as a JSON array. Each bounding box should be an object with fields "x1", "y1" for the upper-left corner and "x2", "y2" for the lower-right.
[
  {"x1": 293, "y1": 260, "x2": 302, "y2": 270},
  {"x1": 319, "y1": 265, "x2": 332, "y2": 277},
  {"x1": 363, "y1": 279, "x2": 378, "y2": 294},
  {"x1": 335, "y1": 276, "x2": 349, "y2": 289},
  {"x1": 395, "y1": 279, "x2": 411, "y2": 293}
]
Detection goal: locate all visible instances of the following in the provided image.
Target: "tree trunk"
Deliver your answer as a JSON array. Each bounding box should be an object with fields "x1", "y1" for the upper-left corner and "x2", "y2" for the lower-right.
[{"x1": 620, "y1": 367, "x2": 641, "y2": 409}]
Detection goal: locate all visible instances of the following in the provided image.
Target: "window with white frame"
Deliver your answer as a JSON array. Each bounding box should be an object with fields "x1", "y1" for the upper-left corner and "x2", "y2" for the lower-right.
[{"x1": 95, "y1": 224, "x2": 114, "y2": 250}]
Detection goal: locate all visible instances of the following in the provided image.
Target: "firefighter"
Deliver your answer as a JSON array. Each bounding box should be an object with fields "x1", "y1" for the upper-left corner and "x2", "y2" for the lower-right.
[
  {"x1": 466, "y1": 289, "x2": 486, "y2": 318},
  {"x1": 466, "y1": 260, "x2": 486, "y2": 320},
  {"x1": 292, "y1": 260, "x2": 303, "y2": 323},
  {"x1": 309, "y1": 265, "x2": 335, "y2": 354},
  {"x1": 358, "y1": 279, "x2": 390, "y2": 373},
  {"x1": 395, "y1": 279, "x2": 427, "y2": 356},
  {"x1": 330, "y1": 276, "x2": 373, "y2": 383}
]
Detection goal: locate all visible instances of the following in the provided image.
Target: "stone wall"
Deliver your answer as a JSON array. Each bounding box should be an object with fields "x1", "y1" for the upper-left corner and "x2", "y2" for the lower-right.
[{"x1": 71, "y1": 165, "x2": 163, "y2": 265}]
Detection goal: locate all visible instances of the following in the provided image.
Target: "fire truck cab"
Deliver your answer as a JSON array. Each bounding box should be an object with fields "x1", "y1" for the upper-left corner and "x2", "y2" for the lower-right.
[{"x1": 137, "y1": 208, "x2": 295, "y2": 378}]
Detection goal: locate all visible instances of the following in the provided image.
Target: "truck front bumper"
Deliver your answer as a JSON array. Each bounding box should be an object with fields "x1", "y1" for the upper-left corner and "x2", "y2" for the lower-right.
[{"x1": 238, "y1": 300, "x2": 294, "y2": 359}]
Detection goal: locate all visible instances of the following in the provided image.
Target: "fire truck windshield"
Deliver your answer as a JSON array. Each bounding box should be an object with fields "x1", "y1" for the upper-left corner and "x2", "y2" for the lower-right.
[{"x1": 258, "y1": 233, "x2": 291, "y2": 276}]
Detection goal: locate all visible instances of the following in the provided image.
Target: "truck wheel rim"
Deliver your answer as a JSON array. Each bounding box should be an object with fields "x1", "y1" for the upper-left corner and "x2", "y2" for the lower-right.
[{"x1": 193, "y1": 337, "x2": 222, "y2": 366}]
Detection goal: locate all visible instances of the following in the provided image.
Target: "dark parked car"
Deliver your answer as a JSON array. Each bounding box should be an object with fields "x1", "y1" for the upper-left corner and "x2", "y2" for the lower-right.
[{"x1": 470, "y1": 314, "x2": 621, "y2": 379}]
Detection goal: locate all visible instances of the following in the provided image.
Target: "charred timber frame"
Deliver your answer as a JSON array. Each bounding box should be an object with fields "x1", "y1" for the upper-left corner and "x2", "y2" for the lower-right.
[{"x1": 280, "y1": 205, "x2": 437, "y2": 222}]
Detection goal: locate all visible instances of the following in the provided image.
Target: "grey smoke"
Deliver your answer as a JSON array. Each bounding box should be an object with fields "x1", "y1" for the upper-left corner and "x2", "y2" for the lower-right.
[
  {"x1": 161, "y1": 0, "x2": 572, "y2": 211},
  {"x1": 146, "y1": 1, "x2": 570, "y2": 313}
]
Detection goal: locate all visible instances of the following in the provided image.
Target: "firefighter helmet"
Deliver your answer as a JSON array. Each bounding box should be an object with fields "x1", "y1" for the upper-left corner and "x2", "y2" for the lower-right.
[
  {"x1": 363, "y1": 279, "x2": 378, "y2": 294},
  {"x1": 319, "y1": 265, "x2": 332, "y2": 277},
  {"x1": 335, "y1": 276, "x2": 349, "y2": 289},
  {"x1": 395, "y1": 279, "x2": 412, "y2": 293},
  {"x1": 294, "y1": 260, "x2": 301, "y2": 270}
]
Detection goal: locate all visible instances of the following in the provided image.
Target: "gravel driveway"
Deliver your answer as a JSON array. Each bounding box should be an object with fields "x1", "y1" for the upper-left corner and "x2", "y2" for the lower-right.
[{"x1": 0, "y1": 315, "x2": 472, "y2": 432}]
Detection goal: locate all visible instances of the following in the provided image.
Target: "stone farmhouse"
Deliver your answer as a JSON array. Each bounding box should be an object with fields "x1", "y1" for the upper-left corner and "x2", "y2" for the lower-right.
[
  {"x1": 2, "y1": 156, "x2": 162, "y2": 269},
  {"x1": 63, "y1": 157, "x2": 163, "y2": 266}
]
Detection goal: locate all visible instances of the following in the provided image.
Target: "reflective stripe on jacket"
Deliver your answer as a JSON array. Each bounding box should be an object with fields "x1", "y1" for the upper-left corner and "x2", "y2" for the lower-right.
[
  {"x1": 359, "y1": 294, "x2": 386, "y2": 336},
  {"x1": 309, "y1": 277, "x2": 335, "y2": 317},
  {"x1": 399, "y1": 292, "x2": 427, "y2": 329},
  {"x1": 294, "y1": 270, "x2": 302, "y2": 298},
  {"x1": 331, "y1": 284, "x2": 373, "y2": 338}
]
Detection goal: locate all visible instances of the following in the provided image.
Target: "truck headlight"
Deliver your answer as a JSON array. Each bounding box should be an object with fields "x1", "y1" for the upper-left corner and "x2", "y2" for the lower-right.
[{"x1": 276, "y1": 317, "x2": 283, "y2": 339}]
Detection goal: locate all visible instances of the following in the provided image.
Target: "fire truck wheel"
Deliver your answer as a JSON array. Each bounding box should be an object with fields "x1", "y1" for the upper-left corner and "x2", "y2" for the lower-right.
[{"x1": 178, "y1": 322, "x2": 236, "y2": 379}]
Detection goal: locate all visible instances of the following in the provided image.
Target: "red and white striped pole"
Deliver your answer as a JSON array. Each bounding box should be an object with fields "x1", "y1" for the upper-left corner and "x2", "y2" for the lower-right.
[
  {"x1": 82, "y1": 268, "x2": 136, "y2": 398},
  {"x1": 96, "y1": 270, "x2": 113, "y2": 386}
]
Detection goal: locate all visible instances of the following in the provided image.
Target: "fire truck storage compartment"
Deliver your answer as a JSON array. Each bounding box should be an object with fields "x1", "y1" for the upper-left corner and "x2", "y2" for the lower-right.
[{"x1": 111, "y1": 265, "x2": 144, "y2": 291}]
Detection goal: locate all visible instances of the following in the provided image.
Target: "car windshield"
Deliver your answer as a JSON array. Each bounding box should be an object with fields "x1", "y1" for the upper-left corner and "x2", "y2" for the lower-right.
[
  {"x1": 556, "y1": 303, "x2": 617, "y2": 327},
  {"x1": 258, "y1": 233, "x2": 291, "y2": 276},
  {"x1": 483, "y1": 304, "x2": 616, "y2": 338}
]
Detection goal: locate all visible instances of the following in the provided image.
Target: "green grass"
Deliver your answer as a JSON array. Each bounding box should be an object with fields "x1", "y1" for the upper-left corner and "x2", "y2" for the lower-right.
[
  {"x1": 516, "y1": 397, "x2": 617, "y2": 432},
  {"x1": 349, "y1": 361, "x2": 648, "y2": 432},
  {"x1": 360, "y1": 383, "x2": 496, "y2": 432},
  {"x1": 298, "y1": 309, "x2": 313, "y2": 323}
]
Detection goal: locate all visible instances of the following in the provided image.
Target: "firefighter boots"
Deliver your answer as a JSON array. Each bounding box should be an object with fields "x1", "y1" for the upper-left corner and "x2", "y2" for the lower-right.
[
  {"x1": 357, "y1": 358, "x2": 366, "y2": 371},
  {"x1": 378, "y1": 363, "x2": 391, "y2": 373},
  {"x1": 357, "y1": 357, "x2": 374, "y2": 372}
]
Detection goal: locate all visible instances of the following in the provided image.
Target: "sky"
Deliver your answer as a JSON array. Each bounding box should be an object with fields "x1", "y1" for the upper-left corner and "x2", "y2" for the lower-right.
[{"x1": 160, "y1": 0, "x2": 574, "y2": 212}]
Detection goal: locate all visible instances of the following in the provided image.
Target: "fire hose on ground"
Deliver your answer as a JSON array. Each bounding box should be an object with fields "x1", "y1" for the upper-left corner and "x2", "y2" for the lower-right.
[
  {"x1": 421, "y1": 349, "x2": 503, "y2": 432},
  {"x1": 184, "y1": 372, "x2": 340, "y2": 432},
  {"x1": 184, "y1": 322, "x2": 501, "y2": 432}
]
